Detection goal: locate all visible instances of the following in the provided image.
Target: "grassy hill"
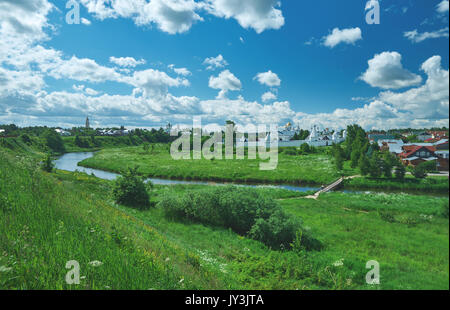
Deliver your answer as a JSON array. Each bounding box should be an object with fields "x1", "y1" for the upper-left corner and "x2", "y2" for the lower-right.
[{"x1": 1, "y1": 143, "x2": 448, "y2": 289}]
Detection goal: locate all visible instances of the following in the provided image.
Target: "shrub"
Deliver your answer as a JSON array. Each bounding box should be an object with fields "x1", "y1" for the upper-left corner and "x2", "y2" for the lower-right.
[
  {"x1": 283, "y1": 147, "x2": 298, "y2": 156},
  {"x1": 43, "y1": 129, "x2": 65, "y2": 153},
  {"x1": 412, "y1": 164, "x2": 427, "y2": 179},
  {"x1": 441, "y1": 202, "x2": 449, "y2": 219},
  {"x1": 41, "y1": 154, "x2": 54, "y2": 172},
  {"x1": 157, "y1": 186, "x2": 319, "y2": 250},
  {"x1": 112, "y1": 167, "x2": 151, "y2": 209},
  {"x1": 20, "y1": 134, "x2": 32, "y2": 145}
]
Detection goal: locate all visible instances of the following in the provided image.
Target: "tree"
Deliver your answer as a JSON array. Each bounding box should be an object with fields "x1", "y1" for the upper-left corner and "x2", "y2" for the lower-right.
[
  {"x1": 358, "y1": 153, "x2": 370, "y2": 176},
  {"x1": 412, "y1": 164, "x2": 427, "y2": 179},
  {"x1": 43, "y1": 129, "x2": 65, "y2": 153},
  {"x1": 41, "y1": 154, "x2": 54, "y2": 172},
  {"x1": 112, "y1": 167, "x2": 151, "y2": 209},
  {"x1": 368, "y1": 151, "x2": 383, "y2": 178},
  {"x1": 143, "y1": 143, "x2": 150, "y2": 153},
  {"x1": 332, "y1": 144, "x2": 345, "y2": 171},
  {"x1": 382, "y1": 152, "x2": 397, "y2": 178},
  {"x1": 394, "y1": 162, "x2": 406, "y2": 180},
  {"x1": 350, "y1": 149, "x2": 361, "y2": 169}
]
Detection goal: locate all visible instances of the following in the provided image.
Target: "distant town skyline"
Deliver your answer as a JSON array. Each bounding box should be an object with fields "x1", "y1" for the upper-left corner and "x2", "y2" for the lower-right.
[{"x1": 0, "y1": 0, "x2": 448, "y2": 130}]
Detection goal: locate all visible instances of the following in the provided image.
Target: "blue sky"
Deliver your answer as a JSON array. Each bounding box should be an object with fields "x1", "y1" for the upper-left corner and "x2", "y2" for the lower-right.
[{"x1": 0, "y1": 0, "x2": 449, "y2": 130}]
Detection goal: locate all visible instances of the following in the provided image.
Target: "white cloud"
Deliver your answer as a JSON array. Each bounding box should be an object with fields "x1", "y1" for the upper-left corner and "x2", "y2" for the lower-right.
[
  {"x1": 80, "y1": 0, "x2": 203, "y2": 34},
  {"x1": 437, "y1": 0, "x2": 449, "y2": 13},
  {"x1": 360, "y1": 51, "x2": 422, "y2": 89},
  {"x1": 208, "y1": 70, "x2": 242, "y2": 99},
  {"x1": 379, "y1": 55, "x2": 449, "y2": 119},
  {"x1": 0, "y1": 0, "x2": 53, "y2": 42},
  {"x1": 110, "y1": 56, "x2": 146, "y2": 67},
  {"x1": 0, "y1": 67, "x2": 45, "y2": 96},
  {"x1": 127, "y1": 68, "x2": 190, "y2": 98},
  {"x1": 81, "y1": 18, "x2": 92, "y2": 26},
  {"x1": 44, "y1": 56, "x2": 122, "y2": 83},
  {"x1": 254, "y1": 70, "x2": 281, "y2": 87},
  {"x1": 404, "y1": 27, "x2": 449, "y2": 43},
  {"x1": 203, "y1": 54, "x2": 228, "y2": 70},
  {"x1": 168, "y1": 64, "x2": 191, "y2": 76},
  {"x1": 203, "y1": 0, "x2": 285, "y2": 34},
  {"x1": 323, "y1": 27, "x2": 362, "y2": 48},
  {"x1": 261, "y1": 91, "x2": 277, "y2": 102}
]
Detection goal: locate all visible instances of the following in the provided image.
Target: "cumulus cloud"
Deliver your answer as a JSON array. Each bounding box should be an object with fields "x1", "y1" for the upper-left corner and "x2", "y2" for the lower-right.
[
  {"x1": 203, "y1": 54, "x2": 228, "y2": 70},
  {"x1": 80, "y1": 0, "x2": 203, "y2": 34},
  {"x1": 110, "y1": 56, "x2": 146, "y2": 67},
  {"x1": 437, "y1": 0, "x2": 449, "y2": 13},
  {"x1": 81, "y1": 18, "x2": 92, "y2": 26},
  {"x1": 0, "y1": 0, "x2": 53, "y2": 41},
  {"x1": 43, "y1": 56, "x2": 122, "y2": 83},
  {"x1": 254, "y1": 70, "x2": 281, "y2": 87},
  {"x1": 127, "y1": 69, "x2": 190, "y2": 98},
  {"x1": 379, "y1": 55, "x2": 449, "y2": 119},
  {"x1": 261, "y1": 91, "x2": 277, "y2": 102},
  {"x1": 323, "y1": 27, "x2": 362, "y2": 48},
  {"x1": 360, "y1": 51, "x2": 422, "y2": 89},
  {"x1": 203, "y1": 0, "x2": 285, "y2": 33},
  {"x1": 404, "y1": 27, "x2": 449, "y2": 43},
  {"x1": 168, "y1": 64, "x2": 191, "y2": 76},
  {"x1": 208, "y1": 70, "x2": 242, "y2": 99}
]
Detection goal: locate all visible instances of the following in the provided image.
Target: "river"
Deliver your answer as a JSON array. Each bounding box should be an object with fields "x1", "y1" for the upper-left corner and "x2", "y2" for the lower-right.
[{"x1": 54, "y1": 152, "x2": 320, "y2": 193}]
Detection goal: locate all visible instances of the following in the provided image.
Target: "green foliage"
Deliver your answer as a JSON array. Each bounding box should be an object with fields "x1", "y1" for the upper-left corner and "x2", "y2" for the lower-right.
[
  {"x1": 394, "y1": 163, "x2": 406, "y2": 180},
  {"x1": 419, "y1": 160, "x2": 438, "y2": 173},
  {"x1": 368, "y1": 152, "x2": 383, "y2": 178},
  {"x1": 412, "y1": 164, "x2": 428, "y2": 179},
  {"x1": 143, "y1": 142, "x2": 150, "y2": 153},
  {"x1": 112, "y1": 167, "x2": 151, "y2": 209},
  {"x1": 358, "y1": 153, "x2": 370, "y2": 176},
  {"x1": 41, "y1": 154, "x2": 54, "y2": 173},
  {"x1": 332, "y1": 144, "x2": 345, "y2": 171},
  {"x1": 43, "y1": 129, "x2": 65, "y2": 153},
  {"x1": 20, "y1": 134, "x2": 32, "y2": 145},
  {"x1": 157, "y1": 186, "x2": 317, "y2": 250},
  {"x1": 441, "y1": 202, "x2": 449, "y2": 219}
]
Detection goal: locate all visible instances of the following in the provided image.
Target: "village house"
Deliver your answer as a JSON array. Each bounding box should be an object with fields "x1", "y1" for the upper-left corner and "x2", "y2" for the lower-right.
[
  {"x1": 416, "y1": 131, "x2": 433, "y2": 141},
  {"x1": 399, "y1": 145, "x2": 438, "y2": 167},
  {"x1": 55, "y1": 128, "x2": 71, "y2": 136}
]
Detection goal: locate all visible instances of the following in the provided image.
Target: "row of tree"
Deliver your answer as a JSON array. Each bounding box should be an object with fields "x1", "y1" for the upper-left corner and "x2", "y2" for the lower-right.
[{"x1": 332, "y1": 124, "x2": 430, "y2": 180}]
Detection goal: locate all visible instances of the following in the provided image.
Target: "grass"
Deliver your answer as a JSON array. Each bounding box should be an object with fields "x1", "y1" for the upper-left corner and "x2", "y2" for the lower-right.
[
  {"x1": 344, "y1": 175, "x2": 449, "y2": 194},
  {"x1": 1, "y1": 146, "x2": 448, "y2": 290},
  {"x1": 78, "y1": 144, "x2": 352, "y2": 186}
]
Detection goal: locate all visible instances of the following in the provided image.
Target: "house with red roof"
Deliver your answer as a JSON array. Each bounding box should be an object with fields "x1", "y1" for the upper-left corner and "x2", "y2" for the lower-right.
[{"x1": 398, "y1": 145, "x2": 438, "y2": 167}]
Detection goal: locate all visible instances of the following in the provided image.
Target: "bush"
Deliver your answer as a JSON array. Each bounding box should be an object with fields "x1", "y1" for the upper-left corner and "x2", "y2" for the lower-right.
[
  {"x1": 41, "y1": 154, "x2": 54, "y2": 172},
  {"x1": 441, "y1": 202, "x2": 449, "y2": 219},
  {"x1": 157, "y1": 186, "x2": 319, "y2": 250},
  {"x1": 43, "y1": 129, "x2": 65, "y2": 153},
  {"x1": 412, "y1": 164, "x2": 427, "y2": 179},
  {"x1": 112, "y1": 167, "x2": 151, "y2": 209}
]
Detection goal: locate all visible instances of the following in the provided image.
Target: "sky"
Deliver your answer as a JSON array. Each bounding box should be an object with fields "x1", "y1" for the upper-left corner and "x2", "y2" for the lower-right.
[{"x1": 0, "y1": 0, "x2": 449, "y2": 131}]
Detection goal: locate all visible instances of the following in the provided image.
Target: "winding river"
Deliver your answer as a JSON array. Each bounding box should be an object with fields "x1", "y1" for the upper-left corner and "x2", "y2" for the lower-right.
[{"x1": 54, "y1": 152, "x2": 320, "y2": 193}]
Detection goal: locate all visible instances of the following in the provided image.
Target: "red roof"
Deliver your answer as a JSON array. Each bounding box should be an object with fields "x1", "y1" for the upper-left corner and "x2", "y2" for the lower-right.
[{"x1": 399, "y1": 145, "x2": 436, "y2": 158}]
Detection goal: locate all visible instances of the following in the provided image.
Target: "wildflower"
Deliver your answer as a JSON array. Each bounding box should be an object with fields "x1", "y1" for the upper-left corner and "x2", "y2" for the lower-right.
[
  {"x1": 88, "y1": 260, "x2": 103, "y2": 267},
  {"x1": 333, "y1": 258, "x2": 344, "y2": 267},
  {"x1": 0, "y1": 265, "x2": 12, "y2": 272}
]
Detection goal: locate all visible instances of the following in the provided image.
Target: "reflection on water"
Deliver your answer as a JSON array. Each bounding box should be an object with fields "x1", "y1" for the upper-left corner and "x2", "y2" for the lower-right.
[{"x1": 54, "y1": 152, "x2": 319, "y2": 193}]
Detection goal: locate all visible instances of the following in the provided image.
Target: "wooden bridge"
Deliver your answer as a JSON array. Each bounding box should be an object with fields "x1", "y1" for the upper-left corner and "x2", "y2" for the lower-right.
[{"x1": 305, "y1": 177, "x2": 345, "y2": 200}]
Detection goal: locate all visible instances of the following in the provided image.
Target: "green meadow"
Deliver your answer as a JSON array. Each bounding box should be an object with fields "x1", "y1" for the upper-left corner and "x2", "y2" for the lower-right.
[
  {"x1": 1, "y1": 141, "x2": 448, "y2": 290},
  {"x1": 78, "y1": 144, "x2": 354, "y2": 186}
]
